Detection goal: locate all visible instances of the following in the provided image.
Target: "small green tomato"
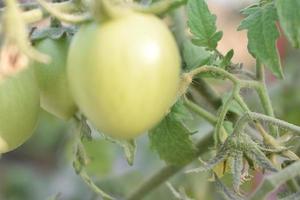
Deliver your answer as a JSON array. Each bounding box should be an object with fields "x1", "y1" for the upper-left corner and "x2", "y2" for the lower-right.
[
  {"x1": 0, "y1": 68, "x2": 40, "y2": 153},
  {"x1": 33, "y1": 36, "x2": 77, "y2": 120},
  {"x1": 67, "y1": 12, "x2": 181, "y2": 139}
]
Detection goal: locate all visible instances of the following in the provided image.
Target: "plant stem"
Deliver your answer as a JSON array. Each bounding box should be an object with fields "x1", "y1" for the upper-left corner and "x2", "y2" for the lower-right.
[
  {"x1": 255, "y1": 62, "x2": 278, "y2": 136},
  {"x1": 184, "y1": 97, "x2": 228, "y2": 142},
  {"x1": 192, "y1": 78, "x2": 223, "y2": 109},
  {"x1": 130, "y1": 0, "x2": 187, "y2": 15},
  {"x1": 250, "y1": 161, "x2": 300, "y2": 200},
  {"x1": 233, "y1": 112, "x2": 300, "y2": 137},
  {"x1": 215, "y1": 89, "x2": 236, "y2": 143},
  {"x1": 183, "y1": 96, "x2": 217, "y2": 124},
  {"x1": 17, "y1": 1, "x2": 79, "y2": 23},
  {"x1": 126, "y1": 131, "x2": 214, "y2": 200},
  {"x1": 35, "y1": 0, "x2": 91, "y2": 24},
  {"x1": 189, "y1": 66, "x2": 239, "y2": 84}
]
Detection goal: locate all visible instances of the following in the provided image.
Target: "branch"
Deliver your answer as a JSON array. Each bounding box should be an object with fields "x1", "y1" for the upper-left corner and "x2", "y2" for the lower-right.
[
  {"x1": 233, "y1": 112, "x2": 300, "y2": 137},
  {"x1": 35, "y1": 0, "x2": 91, "y2": 24},
  {"x1": 250, "y1": 161, "x2": 300, "y2": 200},
  {"x1": 183, "y1": 96, "x2": 217, "y2": 124},
  {"x1": 1, "y1": 1, "x2": 84, "y2": 24},
  {"x1": 126, "y1": 131, "x2": 214, "y2": 200},
  {"x1": 255, "y1": 62, "x2": 278, "y2": 136}
]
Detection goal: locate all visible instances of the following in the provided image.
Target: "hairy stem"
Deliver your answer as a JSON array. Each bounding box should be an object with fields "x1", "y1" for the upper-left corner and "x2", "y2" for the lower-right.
[
  {"x1": 250, "y1": 161, "x2": 300, "y2": 200},
  {"x1": 35, "y1": 0, "x2": 91, "y2": 24},
  {"x1": 183, "y1": 96, "x2": 217, "y2": 124},
  {"x1": 16, "y1": 1, "x2": 79, "y2": 23},
  {"x1": 255, "y1": 62, "x2": 278, "y2": 136},
  {"x1": 233, "y1": 112, "x2": 300, "y2": 137}
]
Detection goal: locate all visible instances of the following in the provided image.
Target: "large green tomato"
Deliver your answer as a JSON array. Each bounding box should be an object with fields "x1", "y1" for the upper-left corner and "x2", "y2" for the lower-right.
[
  {"x1": 68, "y1": 13, "x2": 181, "y2": 139},
  {"x1": 0, "y1": 68, "x2": 40, "y2": 153},
  {"x1": 33, "y1": 36, "x2": 77, "y2": 120}
]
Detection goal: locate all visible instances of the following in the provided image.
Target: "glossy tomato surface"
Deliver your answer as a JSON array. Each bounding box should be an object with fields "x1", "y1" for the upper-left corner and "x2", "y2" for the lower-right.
[
  {"x1": 0, "y1": 68, "x2": 40, "y2": 153},
  {"x1": 33, "y1": 36, "x2": 77, "y2": 120},
  {"x1": 68, "y1": 13, "x2": 181, "y2": 139}
]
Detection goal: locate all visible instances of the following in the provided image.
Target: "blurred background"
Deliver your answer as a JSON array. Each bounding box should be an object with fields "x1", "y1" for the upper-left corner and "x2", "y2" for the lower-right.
[{"x1": 0, "y1": 0, "x2": 299, "y2": 200}]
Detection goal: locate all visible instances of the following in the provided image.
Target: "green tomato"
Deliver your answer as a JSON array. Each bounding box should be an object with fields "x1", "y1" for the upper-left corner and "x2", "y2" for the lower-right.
[
  {"x1": 0, "y1": 68, "x2": 40, "y2": 153},
  {"x1": 33, "y1": 36, "x2": 77, "y2": 120},
  {"x1": 68, "y1": 13, "x2": 181, "y2": 139}
]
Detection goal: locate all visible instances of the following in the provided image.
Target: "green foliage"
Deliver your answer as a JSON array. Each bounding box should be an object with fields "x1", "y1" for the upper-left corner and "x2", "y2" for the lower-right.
[
  {"x1": 238, "y1": 3, "x2": 283, "y2": 78},
  {"x1": 275, "y1": 0, "x2": 300, "y2": 48},
  {"x1": 149, "y1": 103, "x2": 197, "y2": 166},
  {"x1": 187, "y1": 0, "x2": 223, "y2": 50},
  {"x1": 182, "y1": 40, "x2": 211, "y2": 70},
  {"x1": 82, "y1": 139, "x2": 115, "y2": 176}
]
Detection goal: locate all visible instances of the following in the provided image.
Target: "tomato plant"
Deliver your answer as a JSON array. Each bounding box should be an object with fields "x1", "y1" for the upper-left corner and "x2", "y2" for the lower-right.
[
  {"x1": 1, "y1": 0, "x2": 300, "y2": 200},
  {"x1": 67, "y1": 13, "x2": 181, "y2": 139},
  {"x1": 0, "y1": 67, "x2": 40, "y2": 153},
  {"x1": 33, "y1": 35, "x2": 77, "y2": 120}
]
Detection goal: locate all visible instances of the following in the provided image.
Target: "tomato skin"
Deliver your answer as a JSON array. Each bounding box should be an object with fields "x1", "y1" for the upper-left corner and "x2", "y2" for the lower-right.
[
  {"x1": 33, "y1": 37, "x2": 77, "y2": 120},
  {"x1": 0, "y1": 68, "x2": 40, "y2": 153},
  {"x1": 68, "y1": 13, "x2": 181, "y2": 139}
]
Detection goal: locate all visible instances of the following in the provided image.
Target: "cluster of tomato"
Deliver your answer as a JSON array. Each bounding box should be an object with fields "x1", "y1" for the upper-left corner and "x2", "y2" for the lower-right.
[{"x1": 0, "y1": 10, "x2": 181, "y2": 153}]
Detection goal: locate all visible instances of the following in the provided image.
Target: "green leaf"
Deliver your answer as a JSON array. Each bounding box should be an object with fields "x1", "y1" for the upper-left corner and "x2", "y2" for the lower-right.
[
  {"x1": 102, "y1": 135, "x2": 137, "y2": 166},
  {"x1": 31, "y1": 26, "x2": 76, "y2": 41},
  {"x1": 149, "y1": 111, "x2": 197, "y2": 165},
  {"x1": 275, "y1": 0, "x2": 300, "y2": 48},
  {"x1": 119, "y1": 139, "x2": 136, "y2": 166},
  {"x1": 238, "y1": 4, "x2": 283, "y2": 78},
  {"x1": 219, "y1": 49, "x2": 234, "y2": 69},
  {"x1": 183, "y1": 40, "x2": 211, "y2": 70},
  {"x1": 187, "y1": 0, "x2": 222, "y2": 50},
  {"x1": 82, "y1": 139, "x2": 115, "y2": 175},
  {"x1": 172, "y1": 98, "x2": 194, "y2": 122}
]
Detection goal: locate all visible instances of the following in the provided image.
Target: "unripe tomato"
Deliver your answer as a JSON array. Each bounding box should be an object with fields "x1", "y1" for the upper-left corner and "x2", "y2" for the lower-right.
[
  {"x1": 33, "y1": 36, "x2": 77, "y2": 120},
  {"x1": 68, "y1": 13, "x2": 181, "y2": 139},
  {"x1": 0, "y1": 68, "x2": 40, "y2": 153}
]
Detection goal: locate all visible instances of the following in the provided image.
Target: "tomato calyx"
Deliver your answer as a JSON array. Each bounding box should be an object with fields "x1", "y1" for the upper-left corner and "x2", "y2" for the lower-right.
[{"x1": 31, "y1": 26, "x2": 76, "y2": 43}]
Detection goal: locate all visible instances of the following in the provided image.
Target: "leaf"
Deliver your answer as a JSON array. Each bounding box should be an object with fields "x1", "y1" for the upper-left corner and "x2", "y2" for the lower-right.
[
  {"x1": 245, "y1": 148, "x2": 278, "y2": 172},
  {"x1": 82, "y1": 139, "x2": 115, "y2": 175},
  {"x1": 77, "y1": 115, "x2": 92, "y2": 140},
  {"x1": 238, "y1": 4, "x2": 283, "y2": 78},
  {"x1": 149, "y1": 112, "x2": 197, "y2": 165},
  {"x1": 187, "y1": 0, "x2": 222, "y2": 50},
  {"x1": 31, "y1": 26, "x2": 76, "y2": 41},
  {"x1": 172, "y1": 98, "x2": 195, "y2": 122},
  {"x1": 275, "y1": 0, "x2": 300, "y2": 48},
  {"x1": 102, "y1": 135, "x2": 137, "y2": 166},
  {"x1": 183, "y1": 40, "x2": 211, "y2": 70},
  {"x1": 119, "y1": 139, "x2": 136, "y2": 166},
  {"x1": 219, "y1": 49, "x2": 234, "y2": 69}
]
